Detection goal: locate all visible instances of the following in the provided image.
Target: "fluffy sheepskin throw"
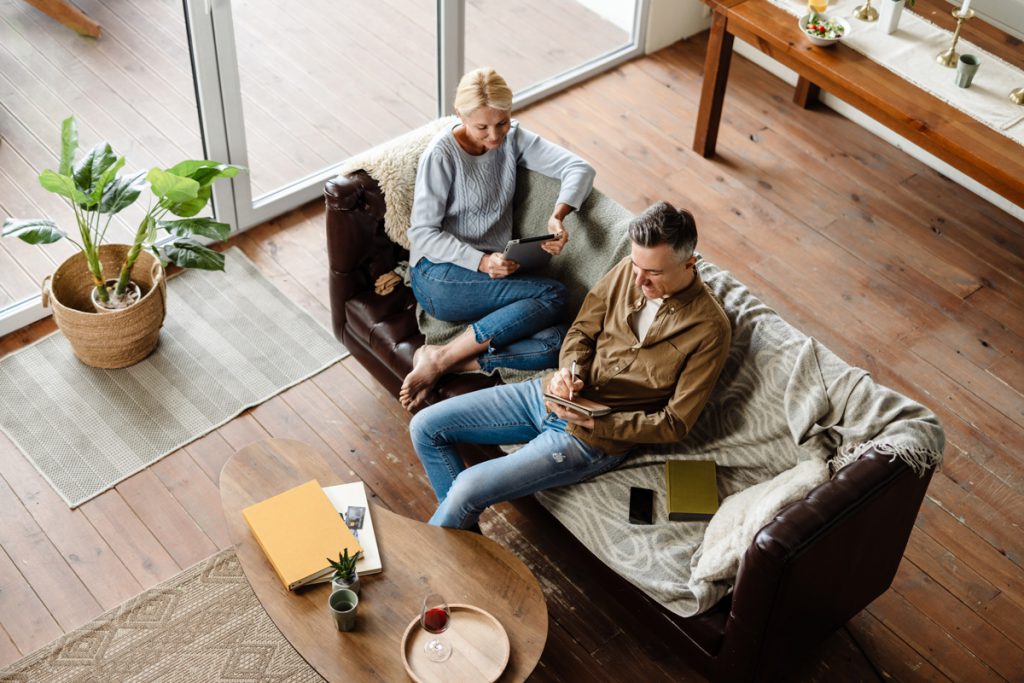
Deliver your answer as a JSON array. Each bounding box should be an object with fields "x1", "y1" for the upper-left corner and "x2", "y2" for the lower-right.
[{"x1": 338, "y1": 116, "x2": 458, "y2": 249}]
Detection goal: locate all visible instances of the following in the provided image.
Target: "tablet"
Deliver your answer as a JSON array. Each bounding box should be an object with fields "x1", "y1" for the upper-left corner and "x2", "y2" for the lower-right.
[
  {"x1": 503, "y1": 234, "x2": 556, "y2": 271},
  {"x1": 543, "y1": 393, "x2": 613, "y2": 417}
]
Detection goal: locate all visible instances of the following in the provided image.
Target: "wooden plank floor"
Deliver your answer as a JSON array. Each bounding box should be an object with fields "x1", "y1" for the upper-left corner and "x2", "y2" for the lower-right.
[
  {"x1": 2, "y1": 35, "x2": 1024, "y2": 682},
  {"x1": 0, "y1": 0, "x2": 625, "y2": 310}
]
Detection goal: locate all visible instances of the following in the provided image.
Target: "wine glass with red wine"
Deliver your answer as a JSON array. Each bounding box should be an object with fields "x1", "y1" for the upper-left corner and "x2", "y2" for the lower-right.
[{"x1": 420, "y1": 592, "x2": 452, "y2": 662}]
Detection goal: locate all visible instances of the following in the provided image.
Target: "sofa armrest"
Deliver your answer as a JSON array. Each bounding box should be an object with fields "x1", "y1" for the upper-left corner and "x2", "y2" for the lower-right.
[
  {"x1": 716, "y1": 448, "x2": 933, "y2": 681},
  {"x1": 324, "y1": 171, "x2": 399, "y2": 341}
]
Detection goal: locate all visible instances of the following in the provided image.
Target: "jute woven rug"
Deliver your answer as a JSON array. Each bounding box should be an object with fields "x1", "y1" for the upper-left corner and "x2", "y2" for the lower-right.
[
  {"x1": 0, "y1": 247, "x2": 348, "y2": 507},
  {"x1": 0, "y1": 549, "x2": 324, "y2": 682}
]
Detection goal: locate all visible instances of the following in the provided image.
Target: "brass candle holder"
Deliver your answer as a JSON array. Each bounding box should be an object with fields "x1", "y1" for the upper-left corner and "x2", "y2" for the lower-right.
[
  {"x1": 852, "y1": 0, "x2": 878, "y2": 21},
  {"x1": 1011, "y1": 88, "x2": 1024, "y2": 105},
  {"x1": 936, "y1": 8, "x2": 975, "y2": 67}
]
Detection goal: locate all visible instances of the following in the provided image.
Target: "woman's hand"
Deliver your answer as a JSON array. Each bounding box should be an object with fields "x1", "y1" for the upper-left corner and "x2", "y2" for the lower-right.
[
  {"x1": 479, "y1": 252, "x2": 519, "y2": 279},
  {"x1": 543, "y1": 203, "x2": 574, "y2": 256},
  {"x1": 543, "y1": 214, "x2": 569, "y2": 255}
]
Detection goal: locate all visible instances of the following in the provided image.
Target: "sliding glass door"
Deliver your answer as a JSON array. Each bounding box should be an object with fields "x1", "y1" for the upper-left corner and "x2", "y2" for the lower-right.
[
  {"x1": 195, "y1": 0, "x2": 439, "y2": 228},
  {"x1": 0, "y1": 0, "x2": 645, "y2": 335},
  {"x1": 0, "y1": 0, "x2": 207, "y2": 336},
  {"x1": 201, "y1": 0, "x2": 647, "y2": 230}
]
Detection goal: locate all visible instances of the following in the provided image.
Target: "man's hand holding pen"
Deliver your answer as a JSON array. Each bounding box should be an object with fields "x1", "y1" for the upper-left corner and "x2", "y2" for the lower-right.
[{"x1": 544, "y1": 363, "x2": 594, "y2": 429}]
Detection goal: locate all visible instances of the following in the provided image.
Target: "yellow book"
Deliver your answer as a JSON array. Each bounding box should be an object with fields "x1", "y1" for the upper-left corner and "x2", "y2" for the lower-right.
[
  {"x1": 665, "y1": 460, "x2": 719, "y2": 522},
  {"x1": 242, "y1": 480, "x2": 362, "y2": 590}
]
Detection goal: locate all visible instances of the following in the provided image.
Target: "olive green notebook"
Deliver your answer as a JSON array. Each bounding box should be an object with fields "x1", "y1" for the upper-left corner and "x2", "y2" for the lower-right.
[{"x1": 665, "y1": 460, "x2": 719, "y2": 521}]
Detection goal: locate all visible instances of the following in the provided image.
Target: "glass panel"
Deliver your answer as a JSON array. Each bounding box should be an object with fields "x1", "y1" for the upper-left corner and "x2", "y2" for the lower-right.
[
  {"x1": 465, "y1": 0, "x2": 634, "y2": 93},
  {"x1": 229, "y1": 0, "x2": 437, "y2": 200},
  {"x1": 0, "y1": 0, "x2": 203, "y2": 312}
]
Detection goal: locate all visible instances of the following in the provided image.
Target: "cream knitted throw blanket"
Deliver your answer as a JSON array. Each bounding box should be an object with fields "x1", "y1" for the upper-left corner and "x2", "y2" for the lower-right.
[{"x1": 534, "y1": 260, "x2": 945, "y2": 616}]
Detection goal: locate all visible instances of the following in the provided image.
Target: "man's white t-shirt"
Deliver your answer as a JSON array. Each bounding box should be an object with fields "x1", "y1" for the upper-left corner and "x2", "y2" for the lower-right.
[{"x1": 630, "y1": 296, "x2": 664, "y2": 342}]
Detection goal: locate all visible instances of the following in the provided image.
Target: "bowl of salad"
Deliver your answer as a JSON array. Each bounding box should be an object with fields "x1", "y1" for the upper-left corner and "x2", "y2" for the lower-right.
[{"x1": 798, "y1": 12, "x2": 851, "y2": 46}]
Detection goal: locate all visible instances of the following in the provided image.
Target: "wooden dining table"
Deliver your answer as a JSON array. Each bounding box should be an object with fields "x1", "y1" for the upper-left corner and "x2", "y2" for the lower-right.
[{"x1": 693, "y1": 0, "x2": 1024, "y2": 207}]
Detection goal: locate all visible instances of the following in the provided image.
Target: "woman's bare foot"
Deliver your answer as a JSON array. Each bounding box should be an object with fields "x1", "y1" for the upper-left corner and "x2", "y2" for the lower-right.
[
  {"x1": 399, "y1": 345, "x2": 445, "y2": 410},
  {"x1": 450, "y1": 357, "x2": 482, "y2": 374}
]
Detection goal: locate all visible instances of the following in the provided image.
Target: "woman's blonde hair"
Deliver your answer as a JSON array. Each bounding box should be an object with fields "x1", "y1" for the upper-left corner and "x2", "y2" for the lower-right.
[{"x1": 453, "y1": 68, "x2": 513, "y2": 116}]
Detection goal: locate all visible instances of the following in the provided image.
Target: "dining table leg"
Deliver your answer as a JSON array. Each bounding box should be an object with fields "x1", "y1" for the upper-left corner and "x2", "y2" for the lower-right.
[
  {"x1": 794, "y1": 76, "x2": 821, "y2": 109},
  {"x1": 693, "y1": 11, "x2": 735, "y2": 158}
]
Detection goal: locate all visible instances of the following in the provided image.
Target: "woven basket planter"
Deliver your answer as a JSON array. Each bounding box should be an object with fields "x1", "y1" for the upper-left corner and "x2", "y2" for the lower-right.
[{"x1": 42, "y1": 245, "x2": 166, "y2": 369}]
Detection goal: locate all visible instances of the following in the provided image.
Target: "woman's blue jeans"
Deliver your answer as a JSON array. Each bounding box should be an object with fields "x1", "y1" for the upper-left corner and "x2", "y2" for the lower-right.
[
  {"x1": 409, "y1": 379, "x2": 627, "y2": 529},
  {"x1": 410, "y1": 259, "x2": 568, "y2": 373}
]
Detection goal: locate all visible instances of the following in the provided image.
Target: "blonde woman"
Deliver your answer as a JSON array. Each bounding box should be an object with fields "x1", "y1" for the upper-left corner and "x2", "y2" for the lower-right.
[{"x1": 400, "y1": 67, "x2": 595, "y2": 410}]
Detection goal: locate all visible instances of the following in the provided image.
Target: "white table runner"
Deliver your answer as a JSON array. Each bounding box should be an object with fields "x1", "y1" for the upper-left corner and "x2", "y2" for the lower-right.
[{"x1": 766, "y1": 0, "x2": 1024, "y2": 144}]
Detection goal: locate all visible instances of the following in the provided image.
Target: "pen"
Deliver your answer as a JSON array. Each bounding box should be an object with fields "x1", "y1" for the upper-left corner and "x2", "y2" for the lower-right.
[{"x1": 569, "y1": 360, "x2": 577, "y2": 401}]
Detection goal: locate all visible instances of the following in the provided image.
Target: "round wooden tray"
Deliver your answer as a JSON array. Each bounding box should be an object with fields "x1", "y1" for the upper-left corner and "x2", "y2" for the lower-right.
[{"x1": 401, "y1": 604, "x2": 511, "y2": 683}]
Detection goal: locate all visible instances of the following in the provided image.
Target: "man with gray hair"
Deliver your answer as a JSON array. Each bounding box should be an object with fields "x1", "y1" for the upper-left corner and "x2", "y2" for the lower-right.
[{"x1": 409, "y1": 200, "x2": 732, "y2": 530}]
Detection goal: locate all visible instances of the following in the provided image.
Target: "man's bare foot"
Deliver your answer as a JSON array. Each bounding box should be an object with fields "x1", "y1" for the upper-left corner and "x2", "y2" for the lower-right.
[{"x1": 399, "y1": 345, "x2": 444, "y2": 410}]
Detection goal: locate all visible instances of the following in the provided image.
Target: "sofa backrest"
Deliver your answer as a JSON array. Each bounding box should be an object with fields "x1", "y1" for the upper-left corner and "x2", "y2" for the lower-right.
[{"x1": 511, "y1": 170, "x2": 634, "y2": 315}]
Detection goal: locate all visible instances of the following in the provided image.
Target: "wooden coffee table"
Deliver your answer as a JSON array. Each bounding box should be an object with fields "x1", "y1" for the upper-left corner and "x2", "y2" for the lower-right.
[{"x1": 220, "y1": 438, "x2": 548, "y2": 682}]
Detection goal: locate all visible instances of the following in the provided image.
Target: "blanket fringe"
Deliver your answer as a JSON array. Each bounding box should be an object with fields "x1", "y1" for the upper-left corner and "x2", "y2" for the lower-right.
[{"x1": 833, "y1": 440, "x2": 942, "y2": 478}]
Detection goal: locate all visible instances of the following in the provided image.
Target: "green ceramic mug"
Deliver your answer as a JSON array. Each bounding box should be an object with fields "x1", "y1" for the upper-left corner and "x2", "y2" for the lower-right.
[{"x1": 329, "y1": 588, "x2": 359, "y2": 632}]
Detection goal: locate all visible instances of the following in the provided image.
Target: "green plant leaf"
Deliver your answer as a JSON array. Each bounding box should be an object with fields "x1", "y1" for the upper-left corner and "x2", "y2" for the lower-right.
[
  {"x1": 192, "y1": 164, "x2": 241, "y2": 190},
  {"x1": 143, "y1": 214, "x2": 158, "y2": 244},
  {"x1": 166, "y1": 160, "x2": 242, "y2": 184},
  {"x1": 147, "y1": 167, "x2": 200, "y2": 204},
  {"x1": 2, "y1": 218, "x2": 65, "y2": 244},
  {"x1": 59, "y1": 117, "x2": 78, "y2": 177},
  {"x1": 39, "y1": 170, "x2": 88, "y2": 203},
  {"x1": 72, "y1": 142, "x2": 119, "y2": 201},
  {"x1": 158, "y1": 218, "x2": 231, "y2": 242},
  {"x1": 158, "y1": 162, "x2": 241, "y2": 217},
  {"x1": 91, "y1": 156, "x2": 126, "y2": 205},
  {"x1": 162, "y1": 185, "x2": 212, "y2": 218},
  {"x1": 98, "y1": 170, "x2": 147, "y2": 214},
  {"x1": 162, "y1": 238, "x2": 225, "y2": 270}
]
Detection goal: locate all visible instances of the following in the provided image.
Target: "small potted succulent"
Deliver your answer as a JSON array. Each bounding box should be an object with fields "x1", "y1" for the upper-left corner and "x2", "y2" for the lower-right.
[{"x1": 328, "y1": 548, "x2": 363, "y2": 595}]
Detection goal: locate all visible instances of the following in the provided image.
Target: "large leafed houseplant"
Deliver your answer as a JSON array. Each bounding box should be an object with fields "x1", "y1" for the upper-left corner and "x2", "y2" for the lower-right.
[{"x1": 1, "y1": 116, "x2": 241, "y2": 368}]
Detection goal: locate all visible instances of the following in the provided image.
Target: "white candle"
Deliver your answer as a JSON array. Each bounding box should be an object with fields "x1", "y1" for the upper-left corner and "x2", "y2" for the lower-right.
[{"x1": 960, "y1": 0, "x2": 972, "y2": 15}]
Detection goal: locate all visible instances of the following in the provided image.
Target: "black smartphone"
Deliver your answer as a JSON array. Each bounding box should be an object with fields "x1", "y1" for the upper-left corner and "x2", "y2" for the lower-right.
[{"x1": 628, "y1": 486, "x2": 655, "y2": 525}]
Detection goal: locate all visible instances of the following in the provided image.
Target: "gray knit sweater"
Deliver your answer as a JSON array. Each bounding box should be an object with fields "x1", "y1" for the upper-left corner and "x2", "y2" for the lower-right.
[{"x1": 408, "y1": 120, "x2": 595, "y2": 272}]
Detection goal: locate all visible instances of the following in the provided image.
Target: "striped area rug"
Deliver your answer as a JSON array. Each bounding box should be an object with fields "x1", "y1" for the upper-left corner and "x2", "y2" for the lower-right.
[{"x1": 0, "y1": 247, "x2": 348, "y2": 507}]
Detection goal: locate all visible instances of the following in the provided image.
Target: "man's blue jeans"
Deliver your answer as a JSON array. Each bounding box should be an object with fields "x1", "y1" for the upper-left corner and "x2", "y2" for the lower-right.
[
  {"x1": 410, "y1": 259, "x2": 567, "y2": 373},
  {"x1": 409, "y1": 379, "x2": 627, "y2": 529}
]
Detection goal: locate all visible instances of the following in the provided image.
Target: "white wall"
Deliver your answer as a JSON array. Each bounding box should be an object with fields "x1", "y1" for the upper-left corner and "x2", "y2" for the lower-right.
[
  {"x1": 576, "y1": 0, "x2": 637, "y2": 31},
  {"x1": 968, "y1": 0, "x2": 1024, "y2": 39},
  {"x1": 645, "y1": 0, "x2": 711, "y2": 51}
]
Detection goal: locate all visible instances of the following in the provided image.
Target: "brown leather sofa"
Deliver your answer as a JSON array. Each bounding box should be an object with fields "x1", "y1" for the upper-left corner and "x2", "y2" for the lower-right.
[{"x1": 324, "y1": 171, "x2": 935, "y2": 681}]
